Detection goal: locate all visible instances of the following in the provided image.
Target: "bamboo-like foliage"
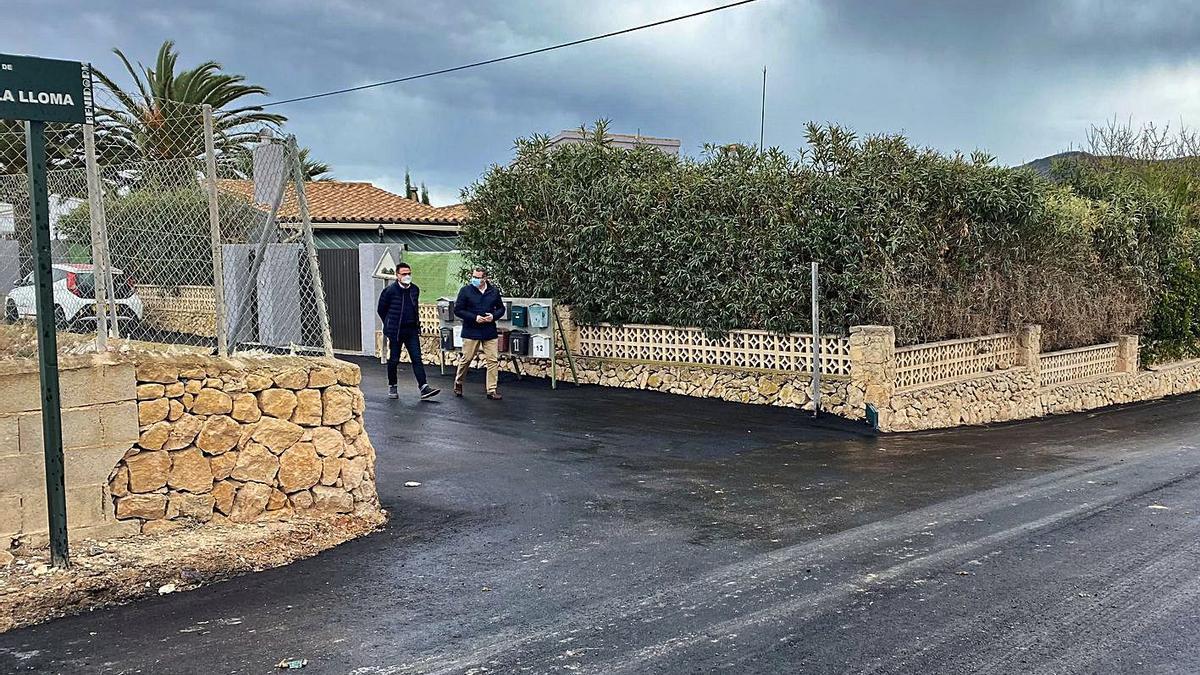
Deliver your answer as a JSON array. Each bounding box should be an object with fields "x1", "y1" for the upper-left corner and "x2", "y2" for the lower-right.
[{"x1": 463, "y1": 122, "x2": 1187, "y2": 351}]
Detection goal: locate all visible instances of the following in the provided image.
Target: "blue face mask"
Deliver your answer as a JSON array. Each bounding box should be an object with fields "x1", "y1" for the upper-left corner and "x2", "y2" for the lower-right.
[{"x1": 470, "y1": 277, "x2": 483, "y2": 288}]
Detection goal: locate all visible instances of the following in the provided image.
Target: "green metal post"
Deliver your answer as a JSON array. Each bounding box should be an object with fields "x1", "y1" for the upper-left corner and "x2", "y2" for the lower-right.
[{"x1": 26, "y1": 120, "x2": 70, "y2": 567}]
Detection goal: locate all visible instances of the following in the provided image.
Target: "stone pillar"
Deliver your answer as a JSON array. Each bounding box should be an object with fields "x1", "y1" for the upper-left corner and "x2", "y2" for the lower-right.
[
  {"x1": 555, "y1": 304, "x2": 581, "y2": 354},
  {"x1": 849, "y1": 325, "x2": 896, "y2": 426},
  {"x1": 1017, "y1": 324, "x2": 1042, "y2": 382},
  {"x1": 1116, "y1": 335, "x2": 1139, "y2": 373}
]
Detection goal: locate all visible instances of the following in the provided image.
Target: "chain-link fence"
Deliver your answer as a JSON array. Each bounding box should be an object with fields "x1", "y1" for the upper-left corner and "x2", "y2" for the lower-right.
[{"x1": 0, "y1": 70, "x2": 332, "y2": 358}]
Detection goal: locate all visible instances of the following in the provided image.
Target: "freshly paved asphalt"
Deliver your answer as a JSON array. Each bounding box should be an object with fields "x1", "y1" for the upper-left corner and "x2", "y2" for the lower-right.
[{"x1": 4, "y1": 358, "x2": 1200, "y2": 674}]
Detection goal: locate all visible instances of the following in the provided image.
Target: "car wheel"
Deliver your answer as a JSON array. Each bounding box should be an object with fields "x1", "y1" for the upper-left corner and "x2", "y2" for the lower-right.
[{"x1": 3, "y1": 300, "x2": 16, "y2": 325}]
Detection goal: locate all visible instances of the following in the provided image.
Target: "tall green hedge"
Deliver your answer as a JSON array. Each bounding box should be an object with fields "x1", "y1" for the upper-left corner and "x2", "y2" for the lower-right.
[{"x1": 463, "y1": 123, "x2": 1185, "y2": 351}]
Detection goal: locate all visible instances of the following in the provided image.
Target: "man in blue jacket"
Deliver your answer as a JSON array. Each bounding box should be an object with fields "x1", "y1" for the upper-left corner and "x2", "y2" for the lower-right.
[
  {"x1": 453, "y1": 266, "x2": 506, "y2": 399},
  {"x1": 378, "y1": 262, "x2": 440, "y2": 401}
]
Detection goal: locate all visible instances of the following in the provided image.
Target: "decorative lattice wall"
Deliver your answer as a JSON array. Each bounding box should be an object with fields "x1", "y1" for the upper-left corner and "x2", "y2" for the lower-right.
[
  {"x1": 895, "y1": 333, "x2": 1017, "y2": 390},
  {"x1": 576, "y1": 323, "x2": 851, "y2": 376},
  {"x1": 1040, "y1": 343, "x2": 1118, "y2": 387},
  {"x1": 418, "y1": 304, "x2": 440, "y2": 336}
]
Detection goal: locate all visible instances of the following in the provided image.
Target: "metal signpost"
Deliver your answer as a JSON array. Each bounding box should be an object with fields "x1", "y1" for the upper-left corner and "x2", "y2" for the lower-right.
[
  {"x1": 1, "y1": 53, "x2": 88, "y2": 567},
  {"x1": 811, "y1": 261, "x2": 821, "y2": 416}
]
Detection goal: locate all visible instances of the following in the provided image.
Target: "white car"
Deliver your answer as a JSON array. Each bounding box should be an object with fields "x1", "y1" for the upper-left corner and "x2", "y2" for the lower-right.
[{"x1": 5, "y1": 263, "x2": 144, "y2": 330}]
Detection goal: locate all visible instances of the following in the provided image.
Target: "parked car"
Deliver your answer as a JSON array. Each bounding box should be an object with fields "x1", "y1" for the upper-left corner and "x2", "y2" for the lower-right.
[{"x1": 4, "y1": 263, "x2": 144, "y2": 331}]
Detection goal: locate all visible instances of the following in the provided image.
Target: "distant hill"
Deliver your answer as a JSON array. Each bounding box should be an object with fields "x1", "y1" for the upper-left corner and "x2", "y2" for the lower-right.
[{"x1": 1020, "y1": 151, "x2": 1093, "y2": 178}]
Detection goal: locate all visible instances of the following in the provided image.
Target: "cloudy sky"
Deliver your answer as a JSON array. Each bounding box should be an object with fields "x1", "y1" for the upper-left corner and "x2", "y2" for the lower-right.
[{"x1": 10, "y1": 0, "x2": 1200, "y2": 204}]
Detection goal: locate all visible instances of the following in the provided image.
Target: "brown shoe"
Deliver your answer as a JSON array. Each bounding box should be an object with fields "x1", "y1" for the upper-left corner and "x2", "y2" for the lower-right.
[
  {"x1": 453, "y1": 382, "x2": 463, "y2": 397},
  {"x1": 486, "y1": 391, "x2": 503, "y2": 400}
]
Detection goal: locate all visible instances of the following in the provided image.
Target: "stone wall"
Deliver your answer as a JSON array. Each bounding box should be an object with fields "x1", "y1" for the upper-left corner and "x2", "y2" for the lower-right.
[
  {"x1": 0, "y1": 350, "x2": 378, "y2": 548},
  {"x1": 111, "y1": 355, "x2": 377, "y2": 533},
  {"x1": 881, "y1": 329, "x2": 1200, "y2": 432},
  {"x1": 393, "y1": 332, "x2": 858, "y2": 418},
  {"x1": 0, "y1": 359, "x2": 142, "y2": 547},
  {"x1": 135, "y1": 285, "x2": 218, "y2": 337},
  {"x1": 390, "y1": 312, "x2": 1200, "y2": 433}
]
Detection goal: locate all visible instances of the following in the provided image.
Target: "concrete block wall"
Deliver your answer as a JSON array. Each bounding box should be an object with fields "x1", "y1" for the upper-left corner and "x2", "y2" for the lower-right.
[{"x1": 0, "y1": 361, "x2": 142, "y2": 548}]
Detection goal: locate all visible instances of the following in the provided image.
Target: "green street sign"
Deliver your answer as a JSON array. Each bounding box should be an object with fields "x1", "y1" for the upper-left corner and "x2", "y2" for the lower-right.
[{"x1": 0, "y1": 53, "x2": 86, "y2": 123}]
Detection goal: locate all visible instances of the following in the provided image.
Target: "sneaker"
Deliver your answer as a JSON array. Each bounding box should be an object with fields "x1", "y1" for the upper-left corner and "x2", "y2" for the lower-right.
[
  {"x1": 486, "y1": 391, "x2": 503, "y2": 400},
  {"x1": 387, "y1": 385, "x2": 399, "y2": 399},
  {"x1": 419, "y1": 384, "x2": 441, "y2": 400},
  {"x1": 453, "y1": 382, "x2": 463, "y2": 397}
]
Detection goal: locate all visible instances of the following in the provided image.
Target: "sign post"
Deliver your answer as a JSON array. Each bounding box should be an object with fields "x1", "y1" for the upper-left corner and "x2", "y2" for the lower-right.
[{"x1": 2, "y1": 53, "x2": 88, "y2": 568}]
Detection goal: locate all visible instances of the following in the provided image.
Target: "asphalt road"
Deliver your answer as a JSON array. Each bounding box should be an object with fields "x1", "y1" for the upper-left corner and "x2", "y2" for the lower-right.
[{"x1": 3, "y1": 358, "x2": 1200, "y2": 674}]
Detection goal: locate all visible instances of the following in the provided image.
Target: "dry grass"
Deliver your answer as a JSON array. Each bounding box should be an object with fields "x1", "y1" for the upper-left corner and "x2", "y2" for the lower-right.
[{"x1": 0, "y1": 511, "x2": 387, "y2": 634}]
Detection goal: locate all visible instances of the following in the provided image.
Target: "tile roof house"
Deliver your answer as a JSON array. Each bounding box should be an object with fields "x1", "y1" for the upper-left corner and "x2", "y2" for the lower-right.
[{"x1": 218, "y1": 179, "x2": 465, "y2": 252}]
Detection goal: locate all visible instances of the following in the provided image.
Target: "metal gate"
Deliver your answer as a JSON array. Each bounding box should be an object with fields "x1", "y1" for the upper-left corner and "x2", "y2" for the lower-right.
[{"x1": 317, "y1": 248, "x2": 362, "y2": 352}]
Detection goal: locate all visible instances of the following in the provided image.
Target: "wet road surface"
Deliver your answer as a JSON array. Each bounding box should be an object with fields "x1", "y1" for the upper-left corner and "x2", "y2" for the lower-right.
[{"x1": 3, "y1": 358, "x2": 1200, "y2": 673}]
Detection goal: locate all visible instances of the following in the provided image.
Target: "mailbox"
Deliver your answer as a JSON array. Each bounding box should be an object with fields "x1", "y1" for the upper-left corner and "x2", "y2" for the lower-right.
[
  {"x1": 529, "y1": 303, "x2": 550, "y2": 329},
  {"x1": 437, "y1": 298, "x2": 455, "y2": 323},
  {"x1": 440, "y1": 327, "x2": 454, "y2": 351},
  {"x1": 510, "y1": 330, "x2": 531, "y2": 356},
  {"x1": 452, "y1": 324, "x2": 464, "y2": 348},
  {"x1": 510, "y1": 305, "x2": 528, "y2": 328},
  {"x1": 531, "y1": 334, "x2": 552, "y2": 358},
  {"x1": 497, "y1": 330, "x2": 511, "y2": 353}
]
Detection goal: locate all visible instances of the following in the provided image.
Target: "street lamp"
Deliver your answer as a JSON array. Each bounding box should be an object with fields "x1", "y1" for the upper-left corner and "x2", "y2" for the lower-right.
[{"x1": 377, "y1": 223, "x2": 385, "y2": 243}]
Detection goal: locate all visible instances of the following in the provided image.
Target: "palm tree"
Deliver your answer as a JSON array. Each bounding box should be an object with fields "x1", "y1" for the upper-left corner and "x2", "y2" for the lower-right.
[
  {"x1": 92, "y1": 40, "x2": 285, "y2": 165},
  {"x1": 298, "y1": 147, "x2": 334, "y2": 181}
]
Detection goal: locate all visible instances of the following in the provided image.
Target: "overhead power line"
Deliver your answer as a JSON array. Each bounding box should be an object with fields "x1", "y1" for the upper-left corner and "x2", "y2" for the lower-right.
[{"x1": 261, "y1": 0, "x2": 762, "y2": 108}]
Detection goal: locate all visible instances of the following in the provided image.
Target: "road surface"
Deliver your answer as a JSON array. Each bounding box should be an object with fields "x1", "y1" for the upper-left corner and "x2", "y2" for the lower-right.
[{"x1": 3, "y1": 359, "x2": 1200, "y2": 673}]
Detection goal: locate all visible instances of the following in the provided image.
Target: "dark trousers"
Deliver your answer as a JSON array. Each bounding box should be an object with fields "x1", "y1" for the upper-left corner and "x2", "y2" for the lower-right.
[{"x1": 387, "y1": 327, "x2": 427, "y2": 387}]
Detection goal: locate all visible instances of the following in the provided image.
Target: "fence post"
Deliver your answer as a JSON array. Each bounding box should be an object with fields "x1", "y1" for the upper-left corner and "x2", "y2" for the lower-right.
[
  {"x1": 202, "y1": 105, "x2": 228, "y2": 356},
  {"x1": 287, "y1": 135, "x2": 334, "y2": 358},
  {"x1": 849, "y1": 325, "x2": 895, "y2": 429},
  {"x1": 82, "y1": 123, "x2": 108, "y2": 350},
  {"x1": 1017, "y1": 324, "x2": 1042, "y2": 386},
  {"x1": 1116, "y1": 335, "x2": 1139, "y2": 373},
  {"x1": 810, "y1": 261, "x2": 821, "y2": 415}
]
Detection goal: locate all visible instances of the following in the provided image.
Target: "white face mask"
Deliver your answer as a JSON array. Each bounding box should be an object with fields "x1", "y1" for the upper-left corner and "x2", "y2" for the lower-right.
[{"x1": 400, "y1": 275, "x2": 412, "y2": 285}]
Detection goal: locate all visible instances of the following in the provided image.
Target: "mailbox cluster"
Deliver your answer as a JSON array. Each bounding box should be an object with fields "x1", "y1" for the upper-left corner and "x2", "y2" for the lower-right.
[{"x1": 435, "y1": 296, "x2": 556, "y2": 360}]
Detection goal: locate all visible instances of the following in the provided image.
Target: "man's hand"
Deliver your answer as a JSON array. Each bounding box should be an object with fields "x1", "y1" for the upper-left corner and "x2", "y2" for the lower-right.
[
  {"x1": 484, "y1": 313, "x2": 494, "y2": 323},
  {"x1": 476, "y1": 315, "x2": 487, "y2": 324}
]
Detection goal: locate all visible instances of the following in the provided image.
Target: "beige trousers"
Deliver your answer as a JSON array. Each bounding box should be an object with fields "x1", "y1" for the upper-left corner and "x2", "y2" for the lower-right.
[{"x1": 455, "y1": 338, "x2": 499, "y2": 393}]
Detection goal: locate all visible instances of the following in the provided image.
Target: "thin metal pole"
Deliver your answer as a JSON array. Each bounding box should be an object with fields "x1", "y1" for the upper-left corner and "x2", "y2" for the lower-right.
[
  {"x1": 82, "y1": 123, "x2": 108, "y2": 350},
  {"x1": 26, "y1": 121, "x2": 69, "y2": 568},
  {"x1": 288, "y1": 135, "x2": 334, "y2": 358},
  {"x1": 810, "y1": 261, "x2": 820, "y2": 416},
  {"x1": 759, "y1": 66, "x2": 766, "y2": 151},
  {"x1": 202, "y1": 105, "x2": 228, "y2": 355}
]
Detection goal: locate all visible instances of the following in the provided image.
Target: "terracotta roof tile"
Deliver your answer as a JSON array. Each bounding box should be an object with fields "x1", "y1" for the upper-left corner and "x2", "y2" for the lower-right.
[
  {"x1": 217, "y1": 179, "x2": 463, "y2": 225},
  {"x1": 433, "y1": 203, "x2": 469, "y2": 221}
]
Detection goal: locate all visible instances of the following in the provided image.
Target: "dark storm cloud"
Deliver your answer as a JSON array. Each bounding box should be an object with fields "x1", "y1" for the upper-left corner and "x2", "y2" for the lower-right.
[{"x1": 9, "y1": 0, "x2": 1200, "y2": 202}]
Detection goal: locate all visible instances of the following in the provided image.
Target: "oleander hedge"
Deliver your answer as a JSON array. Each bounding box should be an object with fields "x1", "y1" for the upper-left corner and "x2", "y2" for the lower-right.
[{"x1": 461, "y1": 122, "x2": 1192, "y2": 355}]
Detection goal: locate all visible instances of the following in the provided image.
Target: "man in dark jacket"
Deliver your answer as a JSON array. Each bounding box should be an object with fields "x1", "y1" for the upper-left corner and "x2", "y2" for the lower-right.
[
  {"x1": 453, "y1": 266, "x2": 506, "y2": 399},
  {"x1": 378, "y1": 262, "x2": 439, "y2": 401}
]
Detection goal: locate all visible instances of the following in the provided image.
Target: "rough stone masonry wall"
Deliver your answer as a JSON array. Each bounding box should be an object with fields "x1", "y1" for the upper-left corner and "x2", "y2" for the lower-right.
[
  {"x1": 0, "y1": 359, "x2": 142, "y2": 548},
  {"x1": 398, "y1": 332, "x2": 858, "y2": 418},
  {"x1": 110, "y1": 356, "x2": 378, "y2": 533},
  {"x1": 881, "y1": 328, "x2": 1200, "y2": 432}
]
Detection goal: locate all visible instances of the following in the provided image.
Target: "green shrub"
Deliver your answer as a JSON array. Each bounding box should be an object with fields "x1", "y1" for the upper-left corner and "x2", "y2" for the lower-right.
[
  {"x1": 463, "y1": 122, "x2": 1181, "y2": 349},
  {"x1": 58, "y1": 188, "x2": 261, "y2": 286}
]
